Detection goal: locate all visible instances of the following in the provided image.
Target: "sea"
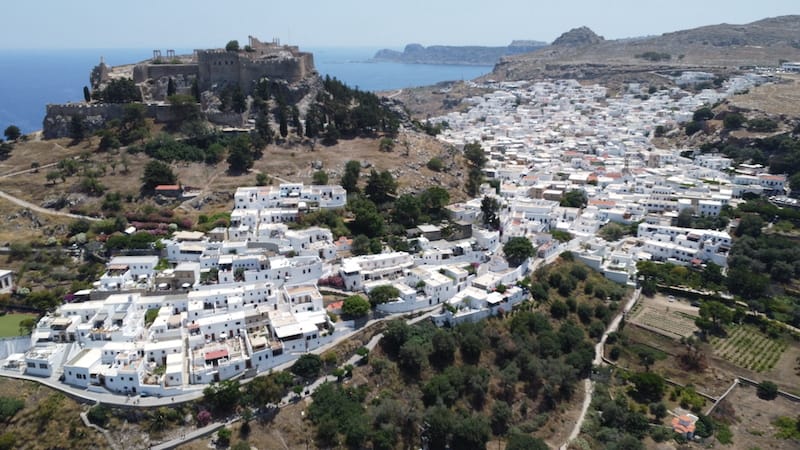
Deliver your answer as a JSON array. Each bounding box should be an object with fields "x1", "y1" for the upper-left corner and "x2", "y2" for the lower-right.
[{"x1": 0, "y1": 47, "x2": 493, "y2": 134}]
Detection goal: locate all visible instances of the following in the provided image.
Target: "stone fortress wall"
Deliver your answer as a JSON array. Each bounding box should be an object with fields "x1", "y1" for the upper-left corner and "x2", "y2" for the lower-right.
[{"x1": 44, "y1": 36, "x2": 316, "y2": 138}]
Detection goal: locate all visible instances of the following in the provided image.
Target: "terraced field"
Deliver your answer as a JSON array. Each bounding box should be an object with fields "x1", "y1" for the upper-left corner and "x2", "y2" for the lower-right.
[{"x1": 710, "y1": 326, "x2": 787, "y2": 372}]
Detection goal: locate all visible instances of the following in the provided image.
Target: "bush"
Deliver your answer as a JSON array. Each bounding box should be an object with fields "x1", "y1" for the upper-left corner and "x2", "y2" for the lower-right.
[
  {"x1": 684, "y1": 121, "x2": 703, "y2": 136},
  {"x1": 756, "y1": 380, "x2": 779, "y2": 400},
  {"x1": 747, "y1": 118, "x2": 778, "y2": 132},
  {"x1": 0, "y1": 397, "x2": 24, "y2": 420},
  {"x1": 87, "y1": 404, "x2": 110, "y2": 427},
  {"x1": 426, "y1": 157, "x2": 444, "y2": 172},
  {"x1": 342, "y1": 295, "x2": 370, "y2": 318},
  {"x1": 292, "y1": 354, "x2": 323, "y2": 379}
]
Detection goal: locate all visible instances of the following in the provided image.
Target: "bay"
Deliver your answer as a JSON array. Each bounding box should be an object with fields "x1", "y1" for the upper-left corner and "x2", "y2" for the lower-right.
[{"x1": 0, "y1": 47, "x2": 492, "y2": 134}]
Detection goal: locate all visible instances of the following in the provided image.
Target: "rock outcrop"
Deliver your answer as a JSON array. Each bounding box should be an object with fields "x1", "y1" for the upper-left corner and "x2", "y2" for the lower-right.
[{"x1": 551, "y1": 27, "x2": 605, "y2": 46}]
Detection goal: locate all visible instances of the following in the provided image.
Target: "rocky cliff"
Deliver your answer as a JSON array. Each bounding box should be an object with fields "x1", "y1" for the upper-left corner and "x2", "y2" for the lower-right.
[{"x1": 373, "y1": 41, "x2": 547, "y2": 66}]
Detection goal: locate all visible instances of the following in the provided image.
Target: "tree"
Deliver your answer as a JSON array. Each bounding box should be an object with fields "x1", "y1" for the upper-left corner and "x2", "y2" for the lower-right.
[
  {"x1": 698, "y1": 301, "x2": 733, "y2": 329},
  {"x1": 506, "y1": 433, "x2": 548, "y2": 450},
  {"x1": 464, "y1": 141, "x2": 487, "y2": 168},
  {"x1": 166, "y1": 77, "x2": 176, "y2": 97},
  {"x1": 629, "y1": 372, "x2": 665, "y2": 403},
  {"x1": 202, "y1": 380, "x2": 242, "y2": 415},
  {"x1": 168, "y1": 94, "x2": 200, "y2": 125},
  {"x1": 341, "y1": 160, "x2": 361, "y2": 193},
  {"x1": 397, "y1": 337, "x2": 428, "y2": 377},
  {"x1": 503, "y1": 236, "x2": 535, "y2": 267},
  {"x1": 735, "y1": 213, "x2": 763, "y2": 237},
  {"x1": 756, "y1": 380, "x2": 778, "y2": 400},
  {"x1": 693, "y1": 107, "x2": 714, "y2": 121},
  {"x1": 291, "y1": 354, "x2": 323, "y2": 379},
  {"x1": 420, "y1": 187, "x2": 450, "y2": 220},
  {"x1": 368, "y1": 285, "x2": 400, "y2": 307},
  {"x1": 466, "y1": 167, "x2": 483, "y2": 197},
  {"x1": 342, "y1": 295, "x2": 371, "y2": 318},
  {"x1": 226, "y1": 135, "x2": 254, "y2": 173},
  {"x1": 490, "y1": 401, "x2": 512, "y2": 435},
  {"x1": 481, "y1": 195, "x2": 500, "y2": 229},
  {"x1": 98, "y1": 78, "x2": 141, "y2": 103},
  {"x1": 561, "y1": 189, "x2": 588, "y2": 208},
  {"x1": 3, "y1": 125, "x2": 20, "y2": 142},
  {"x1": 83, "y1": 86, "x2": 91, "y2": 103},
  {"x1": 18, "y1": 317, "x2": 37, "y2": 336},
  {"x1": 723, "y1": 113, "x2": 745, "y2": 130},
  {"x1": 278, "y1": 108, "x2": 289, "y2": 138},
  {"x1": 424, "y1": 406, "x2": 453, "y2": 449},
  {"x1": 323, "y1": 123, "x2": 340, "y2": 145},
  {"x1": 392, "y1": 194, "x2": 421, "y2": 228},
  {"x1": 69, "y1": 115, "x2": 86, "y2": 140},
  {"x1": 451, "y1": 415, "x2": 490, "y2": 450},
  {"x1": 365, "y1": 169, "x2": 397, "y2": 205},
  {"x1": 141, "y1": 160, "x2": 177, "y2": 193},
  {"x1": 225, "y1": 40, "x2": 240, "y2": 52},
  {"x1": 351, "y1": 234, "x2": 371, "y2": 256},
  {"x1": 430, "y1": 330, "x2": 456, "y2": 367}
]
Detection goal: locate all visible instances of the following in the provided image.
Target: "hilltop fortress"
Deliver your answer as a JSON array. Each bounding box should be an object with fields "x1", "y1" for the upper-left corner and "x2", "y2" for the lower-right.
[{"x1": 44, "y1": 36, "x2": 318, "y2": 138}]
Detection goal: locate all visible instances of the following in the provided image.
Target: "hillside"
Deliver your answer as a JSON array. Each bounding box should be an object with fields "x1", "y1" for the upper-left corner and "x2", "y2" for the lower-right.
[{"x1": 492, "y1": 15, "x2": 800, "y2": 82}]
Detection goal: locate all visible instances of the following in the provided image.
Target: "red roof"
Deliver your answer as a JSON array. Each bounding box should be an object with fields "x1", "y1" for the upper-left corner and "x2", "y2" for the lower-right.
[{"x1": 204, "y1": 349, "x2": 228, "y2": 360}]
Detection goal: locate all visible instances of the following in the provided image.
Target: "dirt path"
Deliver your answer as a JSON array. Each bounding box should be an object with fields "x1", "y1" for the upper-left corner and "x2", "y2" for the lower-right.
[
  {"x1": 0, "y1": 189, "x2": 99, "y2": 221},
  {"x1": 560, "y1": 288, "x2": 642, "y2": 449}
]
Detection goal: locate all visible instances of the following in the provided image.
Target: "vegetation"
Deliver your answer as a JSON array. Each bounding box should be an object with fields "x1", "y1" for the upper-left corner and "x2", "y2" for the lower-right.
[
  {"x1": 635, "y1": 51, "x2": 671, "y2": 62},
  {"x1": 503, "y1": 237, "x2": 535, "y2": 267},
  {"x1": 756, "y1": 380, "x2": 779, "y2": 400},
  {"x1": 96, "y1": 78, "x2": 141, "y2": 103},
  {"x1": 342, "y1": 295, "x2": 371, "y2": 318}
]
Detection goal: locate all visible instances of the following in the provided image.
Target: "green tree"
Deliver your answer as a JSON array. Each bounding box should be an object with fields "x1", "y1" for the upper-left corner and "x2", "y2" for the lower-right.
[
  {"x1": 735, "y1": 213, "x2": 764, "y2": 237},
  {"x1": 430, "y1": 329, "x2": 457, "y2": 367},
  {"x1": 451, "y1": 415, "x2": 490, "y2": 450},
  {"x1": 83, "y1": 86, "x2": 91, "y2": 102},
  {"x1": 506, "y1": 433, "x2": 548, "y2": 450},
  {"x1": 365, "y1": 169, "x2": 397, "y2": 205},
  {"x1": 465, "y1": 167, "x2": 483, "y2": 197},
  {"x1": 202, "y1": 380, "x2": 242, "y2": 415},
  {"x1": 392, "y1": 194, "x2": 421, "y2": 228},
  {"x1": 69, "y1": 115, "x2": 86, "y2": 140},
  {"x1": 141, "y1": 160, "x2": 177, "y2": 193},
  {"x1": 490, "y1": 401, "x2": 512, "y2": 435},
  {"x1": 368, "y1": 285, "x2": 400, "y2": 307},
  {"x1": 693, "y1": 107, "x2": 714, "y2": 121},
  {"x1": 629, "y1": 372, "x2": 665, "y2": 403},
  {"x1": 291, "y1": 354, "x2": 323, "y2": 379},
  {"x1": 349, "y1": 196, "x2": 384, "y2": 237},
  {"x1": 698, "y1": 301, "x2": 733, "y2": 329},
  {"x1": 225, "y1": 40, "x2": 240, "y2": 52},
  {"x1": 503, "y1": 236, "x2": 535, "y2": 267},
  {"x1": 423, "y1": 406, "x2": 453, "y2": 449},
  {"x1": 312, "y1": 170, "x2": 329, "y2": 185},
  {"x1": 561, "y1": 189, "x2": 588, "y2": 208},
  {"x1": 3, "y1": 126, "x2": 20, "y2": 142},
  {"x1": 278, "y1": 108, "x2": 289, "y2": 138},
  {"x1": 18, "y1": 317, "x2": 37, "y2": 336},
  {"x1": 464, "y1": 141, "x2": 487, "y2": 168},
  {"x1": 167, "y1": 77, "x2": 176, "y2": 97},
  {"x1": 323, "y1": 123, "x2": 340, "y2": 145},
  {"x1": 168, "y1": 94, "x2": 201, "y2": 125},
  {"x1": 341, "y1": 160, "x2": 361, "y2": 193},
  {"x1": 723, "y1": 113, "x2": 745, "y2": 130},
  {"x1": 419, "y1": 186, "x2": 450, "y2": 220},
  {"x1": 397, "y1": 337, "x2": 429, "y2": 377},
  {"x1": 98, "y1": 78, "x2": 141, "y2": 103},
  {"x1": 351, "y1": 234, "x2": 371, "y2": 256},
  {"x1": 226, "y1": 135, "x2": 254, "y2": 173},
  {"x1": 342, "y1": 295, "x2": 371, "y2": 317},
  {"x1": 756, "y1": 380, "x2": 778, "y2": 400}
]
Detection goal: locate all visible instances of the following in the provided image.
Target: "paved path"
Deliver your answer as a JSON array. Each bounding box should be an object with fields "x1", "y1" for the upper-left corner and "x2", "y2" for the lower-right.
[{"x1": 560, "y1": 288, "x2": 641, "y2": 450}]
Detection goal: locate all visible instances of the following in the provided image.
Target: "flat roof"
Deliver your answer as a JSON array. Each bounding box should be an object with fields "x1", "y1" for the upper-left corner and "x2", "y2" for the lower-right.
[{"x1": 67, "y1": 348, "x2": 102, "y2": 369}]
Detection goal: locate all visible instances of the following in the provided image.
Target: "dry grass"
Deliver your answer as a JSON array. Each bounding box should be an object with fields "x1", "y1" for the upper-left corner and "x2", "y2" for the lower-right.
[
  {"x1": 730, "y1": 74, "x2": 800, "y2": 117},
  {"x1": 0, "y1": 378, "x2": 107, "y2": 449}
]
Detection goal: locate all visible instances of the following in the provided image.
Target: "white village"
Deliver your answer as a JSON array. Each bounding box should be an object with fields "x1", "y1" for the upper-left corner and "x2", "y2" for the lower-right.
[{"x1": 4, "y1": 71, "x2": 784, "y2": 401}]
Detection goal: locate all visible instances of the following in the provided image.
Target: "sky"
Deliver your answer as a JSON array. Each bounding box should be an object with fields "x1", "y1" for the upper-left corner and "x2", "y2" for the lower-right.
[{"x1": 2, "y1": 0, "x2": 798, "y2": 49}]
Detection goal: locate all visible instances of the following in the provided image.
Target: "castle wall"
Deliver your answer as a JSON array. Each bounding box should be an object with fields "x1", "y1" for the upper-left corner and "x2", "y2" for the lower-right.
[
  {"x1": 197, "y1": 51, "x2": 242, "y2": 91},
  {"x1": 138, "y1": 64, "x2": 199, "y2": 83}
]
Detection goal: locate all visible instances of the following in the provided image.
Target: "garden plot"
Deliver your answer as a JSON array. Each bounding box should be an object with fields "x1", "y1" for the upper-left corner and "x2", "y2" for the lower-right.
[
  {"x1": 710, "y1": 326, "x2": 787, "y2": 373},
  {"x1": 628, "y1": 295, "x2": 699, "y2": 339}
]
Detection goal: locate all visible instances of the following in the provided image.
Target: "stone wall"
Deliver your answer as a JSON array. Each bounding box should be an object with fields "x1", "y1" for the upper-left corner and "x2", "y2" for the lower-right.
[
  {"x1": 43, "y1": 103, "x2": 177, "y2": 139},
  {"x1": 133, "y1": 63, "x2": 198, "y2": 84}
]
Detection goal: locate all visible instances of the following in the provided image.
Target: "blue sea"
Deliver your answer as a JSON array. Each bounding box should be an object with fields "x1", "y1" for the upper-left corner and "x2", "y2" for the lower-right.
[{"x1": 0, "y1": 47, "x2": 492, "y2": 134}]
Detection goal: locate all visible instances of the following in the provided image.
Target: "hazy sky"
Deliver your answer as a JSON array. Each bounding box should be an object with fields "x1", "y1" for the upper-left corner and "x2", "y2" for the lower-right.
[{"x1": 3, "y1": 0, "x2": 798, "y2": 49}]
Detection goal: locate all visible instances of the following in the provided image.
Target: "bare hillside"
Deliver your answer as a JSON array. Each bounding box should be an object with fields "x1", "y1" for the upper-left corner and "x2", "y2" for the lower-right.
[{"x1": 493, "y1": 15, "x2": 800, "y2": 81}]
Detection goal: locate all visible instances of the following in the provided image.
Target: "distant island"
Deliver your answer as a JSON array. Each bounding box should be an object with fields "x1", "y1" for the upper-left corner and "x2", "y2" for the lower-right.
[{"x1": 372, "y1": 40, "x2": 548, "y2": 66}]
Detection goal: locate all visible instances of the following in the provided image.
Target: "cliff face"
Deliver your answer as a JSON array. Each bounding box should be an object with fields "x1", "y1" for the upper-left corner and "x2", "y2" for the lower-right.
[{"x1": 372, "y1": 41, "x2": 547, "y2": 66}]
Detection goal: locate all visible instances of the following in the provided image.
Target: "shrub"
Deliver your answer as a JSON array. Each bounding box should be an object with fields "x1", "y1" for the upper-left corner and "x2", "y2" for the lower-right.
[
  {"x1": 427, "y1": 157, "x2": 444, "y2": 172},
  {"x1": 756, "y1": 380, "x2": 779, "y2": 400}
]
